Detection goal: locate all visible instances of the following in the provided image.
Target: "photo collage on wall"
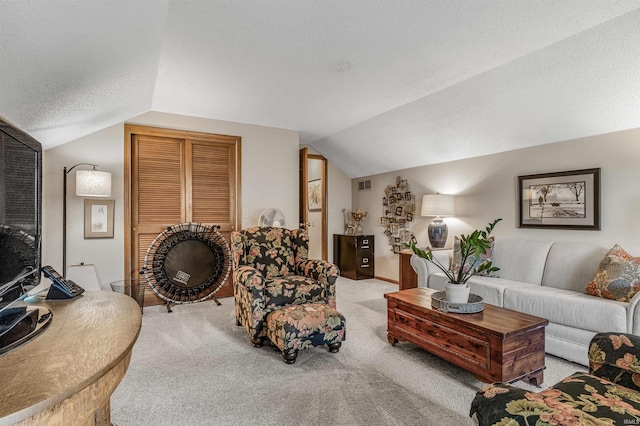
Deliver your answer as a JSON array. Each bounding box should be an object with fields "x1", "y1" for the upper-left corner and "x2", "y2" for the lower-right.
[{"x1": 380, "y1": 176, "x2": 417, "y2": 253}]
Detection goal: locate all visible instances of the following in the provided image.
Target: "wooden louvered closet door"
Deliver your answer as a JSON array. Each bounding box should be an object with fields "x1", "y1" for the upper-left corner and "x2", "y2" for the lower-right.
[{"x1": 125, "y1": 125, "x2": 241, "y2": 306}]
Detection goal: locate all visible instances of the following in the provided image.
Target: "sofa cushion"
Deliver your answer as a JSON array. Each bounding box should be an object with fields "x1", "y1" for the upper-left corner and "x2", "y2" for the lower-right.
[
  {"x1": 428, "y1": 273, "x2": 538, "y2": 307},
  {"x1": 541, "y1": 242, "x2": 607, "y2": 292},
  {"x1": 264, "y1": 276, "x2": 326, "y2": 310},
  {"x1": 491, "y1": 239, "x2": 553, "y2": 285},
  {"x1": 504, "y1": 285, "x2": 628, "y2": 333},
  {"x1": 426, "y1": 272, "x2": 448, "y2": 292},
  {"x1": 585, "y1": 244, "x2": 640, "y2": 302},
  {"x1": 451, "y1": 237, "x2": 497, "y2": 277}
]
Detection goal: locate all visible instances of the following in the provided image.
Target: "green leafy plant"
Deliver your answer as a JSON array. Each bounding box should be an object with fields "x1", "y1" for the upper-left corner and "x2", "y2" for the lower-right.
[{"x1": 406, "y1": 218, "x2": 502, "y2": 285}]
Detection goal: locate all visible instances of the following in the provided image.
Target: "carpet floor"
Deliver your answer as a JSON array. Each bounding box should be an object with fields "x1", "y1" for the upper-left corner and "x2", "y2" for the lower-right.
[{"x1": 111, "y1": 277, "x2": 585, "y2": 426}]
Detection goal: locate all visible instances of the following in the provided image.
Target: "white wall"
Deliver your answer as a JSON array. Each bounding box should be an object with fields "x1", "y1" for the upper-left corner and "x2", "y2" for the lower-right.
[
  {"x1": 353, "y1": 128, "x2": 640, "y2": 282},
  {"x1": 43, "y1": 111, "x2": 300, "y2": 286}
]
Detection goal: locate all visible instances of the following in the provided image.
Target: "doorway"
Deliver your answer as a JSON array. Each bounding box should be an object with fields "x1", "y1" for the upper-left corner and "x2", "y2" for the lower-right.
[{"x1": 299, "y1": 148, "x2": 327, "y2": 260}]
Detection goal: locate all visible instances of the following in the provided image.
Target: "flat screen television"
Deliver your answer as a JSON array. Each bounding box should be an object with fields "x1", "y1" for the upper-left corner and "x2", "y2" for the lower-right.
[{"x1": 0, "y1": 118, "x2": 42, "y2": 305}]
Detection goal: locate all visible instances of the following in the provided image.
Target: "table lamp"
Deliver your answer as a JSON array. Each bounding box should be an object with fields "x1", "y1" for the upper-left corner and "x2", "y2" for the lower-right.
[{"x1": 421, "y1": 193, "x2": 455, "y2": 249}]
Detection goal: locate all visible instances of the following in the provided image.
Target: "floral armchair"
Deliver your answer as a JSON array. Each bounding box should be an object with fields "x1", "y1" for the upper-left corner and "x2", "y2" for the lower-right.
[
  {"x1": 470, "y1": 332, "x2": 640, "y2": 425},
  {"x1": 230, "y1": 226, "x2": 339, "y2": 347}
]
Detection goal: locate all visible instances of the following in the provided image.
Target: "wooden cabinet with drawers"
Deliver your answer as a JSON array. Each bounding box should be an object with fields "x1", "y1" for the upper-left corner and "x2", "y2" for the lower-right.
[{"x1": 333, "y1": 234, "x2": 375, "y2": 280}]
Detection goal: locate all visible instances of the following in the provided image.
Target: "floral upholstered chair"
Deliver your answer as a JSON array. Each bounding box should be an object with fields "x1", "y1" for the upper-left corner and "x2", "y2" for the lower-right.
[
  {"x1": 230, "y1": 226, "x2": 339, "y2": 347},
  {"x1": 470, "y1": 332, "x2": 640, "y2": 425}
]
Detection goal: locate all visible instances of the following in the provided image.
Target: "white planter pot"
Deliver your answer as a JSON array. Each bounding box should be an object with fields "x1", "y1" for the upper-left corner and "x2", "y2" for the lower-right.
[{"x1": 445, "y1": 283, "x2": 470, "y2": 304}]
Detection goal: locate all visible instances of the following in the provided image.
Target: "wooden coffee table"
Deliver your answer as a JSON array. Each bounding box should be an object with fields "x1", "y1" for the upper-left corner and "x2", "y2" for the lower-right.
[{"x1": 385, "y1": 288, "x2": 548, "y2": 385}]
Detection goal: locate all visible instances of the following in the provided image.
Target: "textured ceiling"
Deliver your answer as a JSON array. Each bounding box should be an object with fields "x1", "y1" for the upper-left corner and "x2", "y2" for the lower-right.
[{"x1": 1, "y1": 1, "x2": 639, "y2": 177}]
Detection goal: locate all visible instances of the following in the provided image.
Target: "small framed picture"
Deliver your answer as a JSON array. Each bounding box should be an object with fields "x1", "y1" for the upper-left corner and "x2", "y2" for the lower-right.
[
  {"x1": 396, "y1": 192, "x2": 404, "y2": 201},
  {"x1": 308, "y1": 179, "x2": 322, "y2": 212},
  {"x1": 84, "y1": 199, "x2": 115, "y2": 238},
  {"x1": 382, "y1": 197, "x2": 387, "y2": 206},
  {"x1": 393, "y1": 244, "x2": 401, "y2": 253},
  {"x1": 404, "y1": 191, "x2": 411, "y2": 200},
  {"x1": 406, "y1": 212, "x2": 413, "y2": 222},
  {"x1": 389, "y1": 195, "x2": 396, "y2": 204},
  {"x1": 395, "y1": 206, "x2": 403, "y2": 216}
]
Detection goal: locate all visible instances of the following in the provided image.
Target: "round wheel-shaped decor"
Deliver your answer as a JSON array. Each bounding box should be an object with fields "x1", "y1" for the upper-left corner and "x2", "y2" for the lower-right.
[{"x1": 142, "y1": 223, "x2": 231, "y2": 304}]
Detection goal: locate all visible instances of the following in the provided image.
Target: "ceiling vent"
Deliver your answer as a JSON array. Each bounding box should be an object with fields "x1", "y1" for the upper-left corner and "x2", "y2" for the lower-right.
[{"x1": 358, "y1": 180, "x2": 372, "y2": 191}]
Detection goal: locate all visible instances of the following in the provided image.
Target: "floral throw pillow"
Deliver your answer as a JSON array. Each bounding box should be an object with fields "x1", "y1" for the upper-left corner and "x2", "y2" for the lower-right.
[
  {"x1": 450, "y1": 236, "x2": 498, "y2": 278},
  {"x1": 585, "y1": 244, "x2": 640, "y2": 302}
]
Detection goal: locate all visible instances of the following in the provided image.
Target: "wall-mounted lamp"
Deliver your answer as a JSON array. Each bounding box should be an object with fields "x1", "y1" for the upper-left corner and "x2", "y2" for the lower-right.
[
  {"x1": 421, "y1": 193, "x2": 455, "y2": 249},
  {"x1": 63, "y1": 164, "x2": 111, "y2": 277}
]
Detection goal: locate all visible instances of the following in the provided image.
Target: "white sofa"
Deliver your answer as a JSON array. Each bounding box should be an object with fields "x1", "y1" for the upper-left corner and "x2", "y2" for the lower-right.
[{"x1": 410, "y1": 239, "x2": 640, "y2": 366}]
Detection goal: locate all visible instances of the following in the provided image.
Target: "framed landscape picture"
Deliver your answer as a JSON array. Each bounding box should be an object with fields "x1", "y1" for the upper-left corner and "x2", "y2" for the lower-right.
[{"x1": 518, "y1": 168, "x2": 600, "y2": 230}]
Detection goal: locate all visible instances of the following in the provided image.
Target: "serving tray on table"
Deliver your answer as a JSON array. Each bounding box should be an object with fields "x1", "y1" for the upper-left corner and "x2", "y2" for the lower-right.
[{"x1": 430, "y1": 291, "x2": 484, "y2": 313}]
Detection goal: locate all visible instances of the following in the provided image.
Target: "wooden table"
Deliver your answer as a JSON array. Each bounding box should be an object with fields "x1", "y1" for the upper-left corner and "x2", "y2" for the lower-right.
[
  {"x1": 398, "y1": 251, "x2": 418, "y2": 290},
  {"x1": 0, "y1": 291, "x2": 142, "y2": 425},
  {"x1": 385, "y1": 288, "x2": 548, "y2": 385}
]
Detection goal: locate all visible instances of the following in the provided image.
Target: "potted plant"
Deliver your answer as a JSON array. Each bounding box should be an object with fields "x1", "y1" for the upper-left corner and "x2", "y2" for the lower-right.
[{"x1": 406, "y1": 218, "x2": 502, "y2": 303}]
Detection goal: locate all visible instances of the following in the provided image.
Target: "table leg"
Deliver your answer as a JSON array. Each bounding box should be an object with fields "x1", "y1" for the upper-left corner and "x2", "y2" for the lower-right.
[
  {"x1": 525, "y1": 369, "x2": 544, "y2": 387},
  {"x1": 387, "y1": 333, "x2": 398, "y2": 346},
  {"x1": 94, "y1": 398, "x2": 110, "y2": 425}
]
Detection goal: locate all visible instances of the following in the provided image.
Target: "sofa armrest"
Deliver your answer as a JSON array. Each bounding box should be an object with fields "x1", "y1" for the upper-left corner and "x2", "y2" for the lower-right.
[
  {"x1": 233, "y1": 265, "x2": 266, "y2": 291},
  {"x1": 296, "y1": 259, "x2": 339, "y2": 308},
  {"x1": 589, "y1": 332, "x2": 640, "y2": 391},
  {"x1": 233, "y1": 265, "x2": 268, "y2": 341},
  {"x1": 410, "y1": 250, "x2": 452, "y2": 288},
  {"x1": 627, "y1": 291, "x2": 640, "y2": 333},
  {"x1": 410, "y1": 255, "x2": 429, "y2": 288},
  {"x1": 470, "y1": 383, "x2": 531, "y2": 426}
]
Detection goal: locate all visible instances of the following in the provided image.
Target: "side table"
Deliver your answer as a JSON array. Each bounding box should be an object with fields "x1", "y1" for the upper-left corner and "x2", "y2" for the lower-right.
[{"x1": 398, "y1": 251, "x2": 417, "y2": 290}]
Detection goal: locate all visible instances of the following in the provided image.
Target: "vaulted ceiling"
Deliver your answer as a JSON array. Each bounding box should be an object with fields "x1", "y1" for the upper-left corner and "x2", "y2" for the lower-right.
[{"x1": 1, "y1": 1, "x2": 639, "y2": 178}]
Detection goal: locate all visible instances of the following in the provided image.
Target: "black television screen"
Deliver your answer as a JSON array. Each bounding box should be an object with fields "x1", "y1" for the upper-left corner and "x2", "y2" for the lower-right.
[{"x1": 0, "y1": 118, "x2": 42, "y2": 305}]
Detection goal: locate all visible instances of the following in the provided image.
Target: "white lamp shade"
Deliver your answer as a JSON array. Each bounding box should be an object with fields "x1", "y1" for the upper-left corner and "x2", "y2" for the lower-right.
[
  {"x1": 421, "y1": 194, "x2": 455, "y2": 217},
  {"x1": 76, "y1": 170, "x2": 111, "y2": 197}
]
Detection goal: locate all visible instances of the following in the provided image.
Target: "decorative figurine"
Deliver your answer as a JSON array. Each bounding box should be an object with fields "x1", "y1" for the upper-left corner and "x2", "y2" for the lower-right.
[{"x1": 350, "y1": 209, "x2": 367, "y2": 235}]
